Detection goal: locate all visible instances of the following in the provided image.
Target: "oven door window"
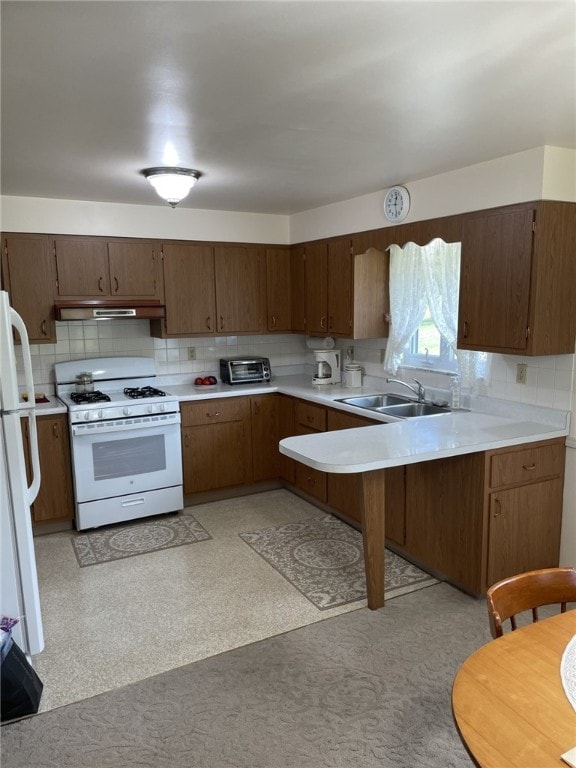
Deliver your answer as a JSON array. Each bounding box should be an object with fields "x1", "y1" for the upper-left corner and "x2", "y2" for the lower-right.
[
  {"x1": 92, "y1": 434, "x2": 166, "y2": 481},
  {"x1": 71, "y1": 422, "x2": 182, "y2": 503}
]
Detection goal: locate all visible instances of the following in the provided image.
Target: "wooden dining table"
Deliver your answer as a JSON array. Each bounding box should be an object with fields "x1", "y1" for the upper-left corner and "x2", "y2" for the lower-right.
[{"x1": 452, "y1": 610, "x2": 576, "y2": 768}]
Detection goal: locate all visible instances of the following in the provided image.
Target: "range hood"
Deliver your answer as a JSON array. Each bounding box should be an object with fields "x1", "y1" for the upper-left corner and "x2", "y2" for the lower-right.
[{"x1": 54, "y1": 300, "x2": 165, "y2": 321}]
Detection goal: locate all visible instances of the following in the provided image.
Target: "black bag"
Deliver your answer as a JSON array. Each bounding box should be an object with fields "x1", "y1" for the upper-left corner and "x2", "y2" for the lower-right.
[{"x1": 1, "y1": 639, "x2": 43, "y2": 721}]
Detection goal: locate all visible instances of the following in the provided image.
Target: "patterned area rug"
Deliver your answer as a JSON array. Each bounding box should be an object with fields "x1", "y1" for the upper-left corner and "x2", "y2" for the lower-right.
[
  {"x1": 71, "y1": 515, "x2": 211, "y2": 566},
  {"x1": 239, "y1": 514, "x2": 439, "y2": 609}
]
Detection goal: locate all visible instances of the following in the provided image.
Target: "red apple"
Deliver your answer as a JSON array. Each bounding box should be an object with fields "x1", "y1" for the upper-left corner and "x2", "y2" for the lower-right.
[
  {"x1": 194, "y1": 377, "x2": 204, "y2": 385},
  {"x1": 202, "y1": 377, "x2": 212, "y2": 385},
  {"x1": 207, "y1": 376, "x2": 217, "y2": 385}
]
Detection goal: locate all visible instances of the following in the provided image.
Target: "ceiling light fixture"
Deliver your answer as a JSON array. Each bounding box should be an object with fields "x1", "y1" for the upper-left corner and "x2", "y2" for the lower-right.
[{"x1": 142, "y1": 167, "x2": 202, "y2": 208}]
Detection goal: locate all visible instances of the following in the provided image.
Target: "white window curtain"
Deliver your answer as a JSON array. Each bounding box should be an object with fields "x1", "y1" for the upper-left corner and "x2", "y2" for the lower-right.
[
  {"x1": 384, "y1": 239, "x2": 490, "y2": 389},
  {"x1": 383, "y1": 242, "x2": 428, "y2": 373}
]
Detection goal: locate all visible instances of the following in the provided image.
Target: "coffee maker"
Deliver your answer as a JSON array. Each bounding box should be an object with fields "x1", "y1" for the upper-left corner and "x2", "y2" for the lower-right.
[{"x1": 312, "y1": 350, "x2": 341, "y2": 385}]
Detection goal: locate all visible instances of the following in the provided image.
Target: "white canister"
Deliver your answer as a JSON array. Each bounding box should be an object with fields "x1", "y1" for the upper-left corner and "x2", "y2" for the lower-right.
[{"x1": 344, "y1": 364, "x2": 362, "y2": 388}]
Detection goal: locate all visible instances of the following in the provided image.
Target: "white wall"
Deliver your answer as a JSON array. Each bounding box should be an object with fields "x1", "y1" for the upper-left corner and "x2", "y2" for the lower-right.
[
  {"x1": 0, "y1": 197, "x2": 290, "y2": 244},
  {"x1": 289, "y1": 146, "x2": 576, "y2": 243}
]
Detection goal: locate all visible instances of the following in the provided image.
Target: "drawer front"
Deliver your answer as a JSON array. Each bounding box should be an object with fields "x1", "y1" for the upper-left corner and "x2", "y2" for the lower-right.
[
  {"x1": 490, "y1": 442, "x2": 564, "y2": 488},
  {"x1": 181, "y1": 397, "x2": 249, "y2": 427},
  {"x1": 295, "y1": 463, "x2": 327, "y2": 502},
  {"x1": 295, "y1": 401, "x2": 326, "y2": 432},
  {"x1": 327, "y1": 408, "x2": 376, "y2": 431}
]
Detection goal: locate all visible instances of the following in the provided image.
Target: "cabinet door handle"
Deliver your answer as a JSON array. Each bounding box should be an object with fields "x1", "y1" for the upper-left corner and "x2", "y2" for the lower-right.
[
  {"x1": 184, "y1": 434, "x2": 190, "y2": 448},
  {"x1": 328, "y1": 315, "x2": 333, "y2": 330},
  {"x1": 463, "y1": 320, "x2": 469, "y2": 339},
  {"x1": 205, "y1": 316, "x2": 212, "y2": 330},
  {"x1": 522, "y1": 463, "x2": 536, "y2": 470},
  {"x1": 320, "y1": 315, "x2": 327, "y2": 329},
  {"x1": 113, "y1": 276, "x2": 119, "y2": 293},
  {"x1": 41, "y1": 320, "x2": 48, "y2": 336},
  {"x1": 207, "y1": 411, "x2": 221, "y2": 418},
  {"x1": 493, "y1": 497, "x2": 502, "y2": 517},
  {"x1": 98, "y1": 276, "x2": 104, "y2": 293},
  {"x1": 271, "y1": 315, "x2": 276, "y2": 328},
  {"x1": 52, "y1": 423, "x2": 59, "y2": 439},
  {"x1": 219, "y1": 316, "x2": 224, "y2": 330}
]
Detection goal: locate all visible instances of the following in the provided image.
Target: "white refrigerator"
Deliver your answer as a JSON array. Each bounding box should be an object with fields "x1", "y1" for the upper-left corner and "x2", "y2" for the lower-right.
[{"x1": 0, "y1": 290, "x2": 44, "y2": 658}]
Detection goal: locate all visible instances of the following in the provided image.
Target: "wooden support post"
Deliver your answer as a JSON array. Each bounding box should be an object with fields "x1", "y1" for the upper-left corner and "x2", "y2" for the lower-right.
[{"x1": 359, "y1": 469, "x2": 386, "y2": 609}]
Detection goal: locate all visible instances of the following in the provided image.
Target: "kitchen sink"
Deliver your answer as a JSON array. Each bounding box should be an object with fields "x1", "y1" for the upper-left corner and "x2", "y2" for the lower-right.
[
  {"x1": 379, "y1": 402, "x2": 450, "y2": 417},
  {"x1": 336, "y1": 394, "x2": 411, "y2": 409},
  {"x1": 335, "y1": 393, "x2": 452, "y2": 418}
]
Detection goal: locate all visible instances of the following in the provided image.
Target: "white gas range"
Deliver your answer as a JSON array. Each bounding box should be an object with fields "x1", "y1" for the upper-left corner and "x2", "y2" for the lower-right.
[{"x1": 55, "y1": 357, "x2": 183, "y2": 530}]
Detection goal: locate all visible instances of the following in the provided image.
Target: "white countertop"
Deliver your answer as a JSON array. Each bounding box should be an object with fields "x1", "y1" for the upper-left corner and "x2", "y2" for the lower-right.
[
  {"x1": 278, "y1": 412, "x2": 569, "y2": 473},
  {"x1": 29, "y1": 374, "x2": 570, "y2": 470}
]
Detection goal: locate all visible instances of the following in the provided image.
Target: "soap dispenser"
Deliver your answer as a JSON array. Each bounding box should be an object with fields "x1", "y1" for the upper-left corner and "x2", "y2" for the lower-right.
[{"x1": 450, "y1": 374, "x2": 461, "y2": 410}]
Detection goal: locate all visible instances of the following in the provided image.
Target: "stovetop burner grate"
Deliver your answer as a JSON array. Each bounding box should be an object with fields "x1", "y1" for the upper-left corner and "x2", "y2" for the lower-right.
[
  {"x1": 123, "y1": 386, "x2": 167, "y2": 399},
  {"x1": 70, "y1": 391, "x2": 111, "y2": 404}
]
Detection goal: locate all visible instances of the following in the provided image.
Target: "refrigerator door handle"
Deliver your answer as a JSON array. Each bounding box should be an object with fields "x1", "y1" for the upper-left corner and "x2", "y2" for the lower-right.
[
  {"x1": 9, "y1": 303, "x2": 41, "y2": 505},
  {"x1": 24, "y1": 409, "x2": 41, "y2": 506}
]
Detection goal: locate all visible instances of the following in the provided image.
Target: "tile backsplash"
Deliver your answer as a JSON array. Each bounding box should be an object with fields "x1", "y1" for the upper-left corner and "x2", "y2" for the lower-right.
[
  {"x1": 20, "y1": 320, "x2": 308, "y2": 388},
  {"x1": 17, "y1": 320, "x2": 575, "y2": 412}
]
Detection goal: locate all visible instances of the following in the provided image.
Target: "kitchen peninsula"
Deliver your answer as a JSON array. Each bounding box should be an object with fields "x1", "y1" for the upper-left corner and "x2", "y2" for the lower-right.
[{"x1": 278, "y1": 384, "x2": 569, "y2": 610}]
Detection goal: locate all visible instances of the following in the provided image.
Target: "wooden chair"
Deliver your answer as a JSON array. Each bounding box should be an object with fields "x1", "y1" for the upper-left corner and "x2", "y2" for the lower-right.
[{"x1": 486, "y1": 567, "x2": 576, "y2": 639}]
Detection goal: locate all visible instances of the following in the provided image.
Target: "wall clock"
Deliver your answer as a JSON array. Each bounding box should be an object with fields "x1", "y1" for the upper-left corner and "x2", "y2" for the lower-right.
[{"x1": 383, "y1": 185, "x2": 410, "y2": 222}]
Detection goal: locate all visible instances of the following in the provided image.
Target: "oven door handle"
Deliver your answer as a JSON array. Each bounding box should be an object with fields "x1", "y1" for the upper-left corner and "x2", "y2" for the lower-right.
[{"x1": 71, "y1": 413, "x2": 181, "y2": 436}]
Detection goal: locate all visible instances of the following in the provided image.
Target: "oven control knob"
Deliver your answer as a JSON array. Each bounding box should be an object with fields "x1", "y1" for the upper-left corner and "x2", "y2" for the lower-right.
[
  {"x1": 159, "y1": 403, "x2": 166, "y2": 413},
  {"x1": 147, "y1": 405, "x2": 154, "y2": 414},
  {"x1": 123, "y1": 407, "x2": 132, "y2": 417},
  {"x1": 84, "y1": 411, "x2": 92, "y2": 421}
]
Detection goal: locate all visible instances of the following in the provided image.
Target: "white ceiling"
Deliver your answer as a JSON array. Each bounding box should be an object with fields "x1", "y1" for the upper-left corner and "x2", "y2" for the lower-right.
[{"x1": 1, "y1": 1, "x2": 575, "y2": 215}]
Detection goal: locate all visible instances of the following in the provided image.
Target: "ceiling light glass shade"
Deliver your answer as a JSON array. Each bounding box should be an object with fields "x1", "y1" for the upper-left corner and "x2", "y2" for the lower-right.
[{"x1": 142, "y1": 167, "x2": 201, "y2": 208}]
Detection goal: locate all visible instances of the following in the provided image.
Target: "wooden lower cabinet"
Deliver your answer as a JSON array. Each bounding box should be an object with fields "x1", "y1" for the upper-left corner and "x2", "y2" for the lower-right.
[
  {"x1": 251, "y1": 394, "x2": 279, "y2": 482},
  {"x1": 181, "y1": 394, "x2": 277, "y2": 494},
  {"x1": 293, "y1": 401, "x2": 327, "y2": 502},
  {"x1": 485, "y1": 440, "x2": 564, "y2": 587},
  {"x1": 405, "y1": 453, "x2": 486, "y2": 593},
  {"x1": 181, "y1": 398, "x2": 252, "y2": 494},
  {"x1": 23, "y1": 414, "x2": 74, "y2": 525},
  {"x1": 402, "y1": 438, "x2": 565, "y2": 595}
]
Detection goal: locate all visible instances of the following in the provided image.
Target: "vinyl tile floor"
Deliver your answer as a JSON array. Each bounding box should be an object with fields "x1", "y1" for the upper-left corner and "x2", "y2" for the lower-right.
[{"x1": 32, "y1": 489, "x2": 366, "y2": 713}]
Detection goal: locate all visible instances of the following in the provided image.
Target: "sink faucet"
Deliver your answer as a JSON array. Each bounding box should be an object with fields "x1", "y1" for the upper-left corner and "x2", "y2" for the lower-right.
[{"x1": 386, "y1": 377, "x2": 426, "y2": 402}]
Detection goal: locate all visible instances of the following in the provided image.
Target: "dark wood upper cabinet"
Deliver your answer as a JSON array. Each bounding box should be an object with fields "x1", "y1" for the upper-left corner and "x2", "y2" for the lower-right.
[
  {"x1": 1, "y1": 233, "x2": 56, "y2": 343},
  {"x1": 458, "y1": 206, "x2": 534, "y2": 352},
  {"x1": 265, "y1": 247, "x2": 292, "y2": 332},
  {"x1": 458, "y1": 201, "x2": 576, "y2": 355},
  {"x1": 160, "y1": 242, "x2": 216, "y2": 335},
  {"x1": 214, "y1": 245, "x2": 264, "y2": 333},
  {"x1": 54, "y1": 236, "x2": 162, "y2": 300}
]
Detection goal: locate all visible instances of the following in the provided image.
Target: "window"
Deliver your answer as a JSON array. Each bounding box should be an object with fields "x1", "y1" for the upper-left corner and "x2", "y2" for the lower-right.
[
  {"x1": 383, "y1": 239, "x2": 490, "y2": 388},
  {"x1": 403, "y1": 307, "x2": 457, "y2": 372}
]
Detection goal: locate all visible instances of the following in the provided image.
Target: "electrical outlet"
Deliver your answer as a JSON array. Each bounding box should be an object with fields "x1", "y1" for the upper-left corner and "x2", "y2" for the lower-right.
[
  {"x1": 188, "y1": 347, "x2": 196, "y2": 360},
  {"x1": 516, "y1": 363, "x2": 527, "y2": 384}
]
